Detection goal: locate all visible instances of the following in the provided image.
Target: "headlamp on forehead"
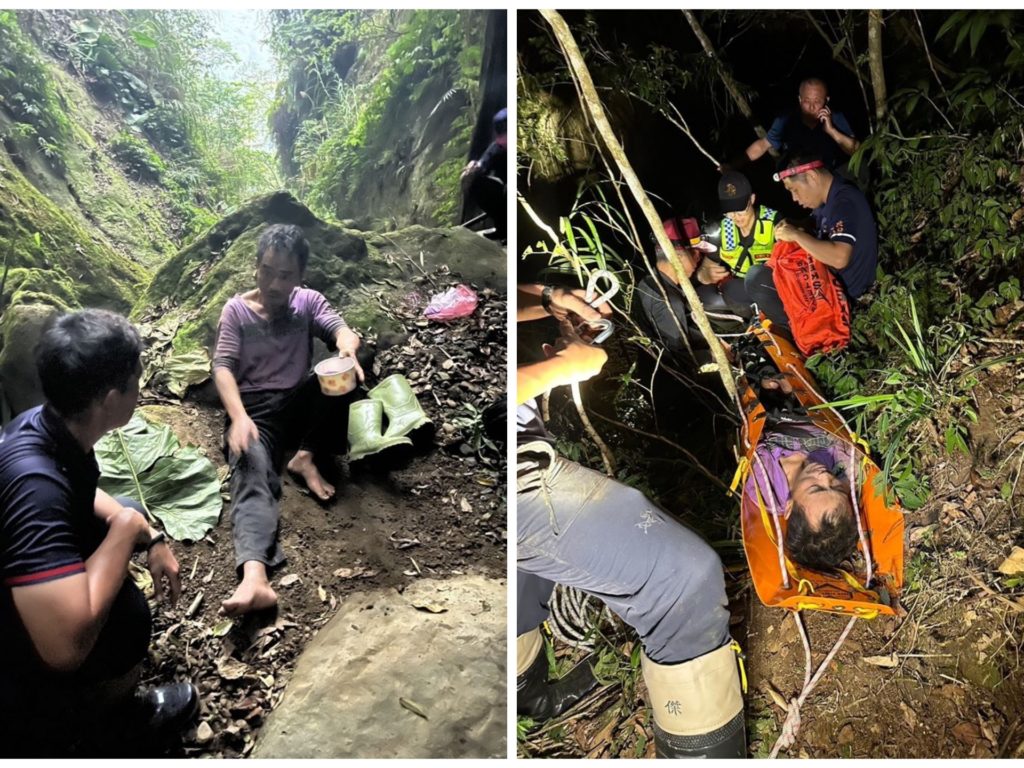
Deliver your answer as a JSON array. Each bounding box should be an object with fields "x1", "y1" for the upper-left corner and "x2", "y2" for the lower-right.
[{"x1": 773, "y1": 160, "x2": 825, "y2": 182}]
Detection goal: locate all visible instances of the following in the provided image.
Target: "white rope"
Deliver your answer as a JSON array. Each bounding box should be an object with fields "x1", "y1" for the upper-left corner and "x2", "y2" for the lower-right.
[{"x1": 769, "y1": 613, "x2": 859, "y2": 759}]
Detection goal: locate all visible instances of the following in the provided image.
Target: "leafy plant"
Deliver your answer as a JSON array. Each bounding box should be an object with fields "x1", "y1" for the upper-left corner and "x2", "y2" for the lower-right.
[{"x1": 95, "y1": 411, "x2": 222, "y2": 541}]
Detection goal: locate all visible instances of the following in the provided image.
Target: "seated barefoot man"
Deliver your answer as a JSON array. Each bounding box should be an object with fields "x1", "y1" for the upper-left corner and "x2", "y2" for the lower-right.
[
  {"x1": 213, "y1": 223, "x2": 364, "y2": 616},
  {"x1": 0, "y1": 310, "x2": 196, "y2": 755}
]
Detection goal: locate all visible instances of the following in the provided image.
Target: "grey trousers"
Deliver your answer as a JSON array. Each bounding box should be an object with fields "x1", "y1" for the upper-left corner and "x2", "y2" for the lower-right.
[
  {"x1": 517, "y1": 441, "x2": 731, "y2": 665},
  {"x1": 226, "y1": 375, "x2": 354, "y2": 570}
]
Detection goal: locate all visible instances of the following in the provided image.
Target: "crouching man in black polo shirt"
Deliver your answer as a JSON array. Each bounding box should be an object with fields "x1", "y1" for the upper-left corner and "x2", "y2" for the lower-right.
[{"x1": 0, "y1": 309, "x2": 198, "y2": 755}]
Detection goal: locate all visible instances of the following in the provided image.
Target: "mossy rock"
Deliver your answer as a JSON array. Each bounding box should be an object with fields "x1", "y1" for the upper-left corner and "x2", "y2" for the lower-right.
[
  {"x1": 0, "y1": 301, "x2": 60, "y2": 417},
  {"x1": 365, "y1": 225, "x2": 506, "y2": 289},
  {"x1": 0, "y1": 150, "x2": 147, "y2": 312}
]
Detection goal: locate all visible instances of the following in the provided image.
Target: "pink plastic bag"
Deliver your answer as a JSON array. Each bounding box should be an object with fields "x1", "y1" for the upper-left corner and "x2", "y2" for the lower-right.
[{"x1": 424, "y1": 284, "x2": 478, "y2": 321}]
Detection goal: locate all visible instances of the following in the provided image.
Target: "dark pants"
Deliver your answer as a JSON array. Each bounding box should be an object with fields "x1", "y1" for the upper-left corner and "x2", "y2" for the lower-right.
[
  {"x1": 0, "y1": 497, "x2": 152, "y2": 755},
  {"x1": 517, "y1": 442, "x2": 731, "y2": 664},
  {"x1": 226, "y1": 375, "x2": 357, "y2": 570},
  {"x1": 744, "y1": 264, "x2": 792, "y2": 336},
  {"x1": 696, "y1": 277, "x2": 753, "y2": 321},
  {"x1": 467, "y1": 174, "x2": 506, "y2": 239}
]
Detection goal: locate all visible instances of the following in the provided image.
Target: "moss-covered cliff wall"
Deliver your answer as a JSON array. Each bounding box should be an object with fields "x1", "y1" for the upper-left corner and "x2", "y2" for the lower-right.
[{"x1": 269, "y1": 10, "x2": 490, "y2": 227}]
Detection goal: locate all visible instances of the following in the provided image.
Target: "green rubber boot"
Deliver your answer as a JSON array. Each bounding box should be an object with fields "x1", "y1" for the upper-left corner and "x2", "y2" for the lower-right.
[
  {"x1": 347, "y1": 399, "x2": 413, "y2": 461},
  {"x1": 367, "y1": 374, "x2": 432, "y2": 439}
]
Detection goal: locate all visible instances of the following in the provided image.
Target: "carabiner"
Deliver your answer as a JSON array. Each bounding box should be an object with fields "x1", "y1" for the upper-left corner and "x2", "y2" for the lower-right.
[
  {"x1": 584, "y1": 270, "x2": 620, "y2": 309},
  {"x1": 579, "y1": 318, "x2": 614, "y2": 345}
]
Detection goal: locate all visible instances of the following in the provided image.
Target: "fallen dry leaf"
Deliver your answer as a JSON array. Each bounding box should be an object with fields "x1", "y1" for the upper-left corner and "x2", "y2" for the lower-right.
[
  {"x1": 333, "y1": 565, "x2": 378, "y2": 579},
  {"x1": 460, "y1": 497, "x2": 472, "y2": 513},
  {"x1": 899, "y1": 702, "x2": 918, "y2": 730},
  {"x1": 279, "y1": 574, "x2": 301, "y2": 587},
  {"x1": 317, "y1": 584, "x2": 328, "y2": 603},
  {"x1": 998, "y1": 546, "x2": 1024, "y2": 575},
  {"x1": 862, "y1": 653, "x2": 899, "y2": 668},
  {"x1": 952, "y1": 721, "x2": 983, "y2": 746},
  {"x1": 217, "y1": 657, "x2": 252, "y2": 681},
  {"x1": 399, "y1": 697, "x2": 428, "y2": 719}
]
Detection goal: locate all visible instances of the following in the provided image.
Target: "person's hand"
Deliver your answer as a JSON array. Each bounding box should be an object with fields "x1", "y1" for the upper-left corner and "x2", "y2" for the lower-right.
[
  {"x1": 775, "y1": 219, "x2": 800, "y2": 243},
  {"x1": 336, "y1": 328, "x2": 365, "y2": 382},
  {"x1": 696, "y1": 258, "x2": 730, "y2": 285},
  {"x1": 546, "y1": 287, "x2": 612, "y2": 323},
  {"x1": 817, "y1": 105, "x2": 834, "y2": 131},
  {"x1": 227, "y1": 414, "x2": 259, "y2": 457},
  {"x1": 461, "y1": 160, "x2": 481, "y2": 179},
  {"x1": 147, "y1": 539, "x2": 181, "y2": 606},
  {"x1": 543, "y1": 332, "x2": 608, "y2": 386}
]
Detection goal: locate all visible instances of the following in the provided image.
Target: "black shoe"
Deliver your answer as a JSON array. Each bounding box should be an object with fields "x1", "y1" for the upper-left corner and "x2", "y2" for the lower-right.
[
  {"x1": 653, "y1": 710, "x2": 747, "y2": 759},
  {"x1": 517, "y1": 651, "x2": 601, "y2": 722},
  {"x1": 133, "y1": 682, "x2": 199, "y2": 733}
]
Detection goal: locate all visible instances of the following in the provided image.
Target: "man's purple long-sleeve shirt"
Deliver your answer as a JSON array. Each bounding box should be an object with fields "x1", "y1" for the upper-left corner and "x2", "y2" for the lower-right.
[{"x1": 213, "y1": 288, "x2": 347, "y2": 393}]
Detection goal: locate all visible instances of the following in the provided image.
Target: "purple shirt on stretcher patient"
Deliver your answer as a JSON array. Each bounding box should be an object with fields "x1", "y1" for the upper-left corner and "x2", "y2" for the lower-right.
[
  {"x1": 743, "y1": 423, "x2": 852, "y2": 513},
  {"x1": 212, "y1": 287, "x2": 347, "y2": 393}
]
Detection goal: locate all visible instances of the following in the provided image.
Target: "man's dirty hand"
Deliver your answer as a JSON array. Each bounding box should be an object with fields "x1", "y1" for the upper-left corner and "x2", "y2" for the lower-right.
[
  {"x1": 227, "y1": 414, "x2": 259, "y2": 456},
  {"x1": 148, "y1": 540, "x2": 182, "y2": 606},
  {"x1": 336, "y1": 328, "x2": 364, "y2": 382}
]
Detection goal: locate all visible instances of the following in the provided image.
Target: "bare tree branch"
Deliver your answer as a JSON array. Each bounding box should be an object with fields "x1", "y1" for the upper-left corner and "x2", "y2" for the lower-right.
[
  {"x1": 868, "y1": 10, "x2": 889, "y2": 123},
  {"x1": 681, "y1": 10, "x2": 773, "y2": 156}
]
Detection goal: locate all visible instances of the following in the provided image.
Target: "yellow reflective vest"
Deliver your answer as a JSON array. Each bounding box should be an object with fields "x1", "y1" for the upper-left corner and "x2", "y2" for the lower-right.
[{"x1": 719, "y1": 206, "x2": 777, "y2": 276}]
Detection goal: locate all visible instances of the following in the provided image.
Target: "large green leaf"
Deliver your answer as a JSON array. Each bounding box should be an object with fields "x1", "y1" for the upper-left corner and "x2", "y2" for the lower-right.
[
  {"x1": 163, "y1": 348, "x2": 212, "y2": 398},
  {"x1": 96, "y1": 413, "x2": 179, "y2": 477},
  {"x1": 96, "y1": 412, "x2": 222, "y2": 541}
]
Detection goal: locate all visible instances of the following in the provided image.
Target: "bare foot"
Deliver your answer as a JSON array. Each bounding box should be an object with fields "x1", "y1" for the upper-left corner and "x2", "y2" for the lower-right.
[
  {"x1": 221, "y1": 562, "x2": 278, "y2": 616},
  {"x1": 286, "y1": 450, "x2": 335, "y2": 501}
]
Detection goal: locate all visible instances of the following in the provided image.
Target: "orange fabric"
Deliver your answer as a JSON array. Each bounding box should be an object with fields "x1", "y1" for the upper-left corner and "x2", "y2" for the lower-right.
[
  {"x1": 767, "y1": 241, "x2": 851, "y2": 356},
  {"x1": 734, "y1": 324, "x2": 904, "y2": 618}
]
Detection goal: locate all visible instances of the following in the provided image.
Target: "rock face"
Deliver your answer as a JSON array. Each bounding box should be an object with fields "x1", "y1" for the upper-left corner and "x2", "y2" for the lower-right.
[
  {"x1": 137, "y1": 192, "x2": 506, "y2": 353},
  {"x1": 0, "y1": 303, "x2": 59, "y2": 417},
  {"x1": 270, "y1": 10, "x2": 498, "y2": 228},
  {"x1": 252, "y1": 576, "x2": 506, "y2": 759}
]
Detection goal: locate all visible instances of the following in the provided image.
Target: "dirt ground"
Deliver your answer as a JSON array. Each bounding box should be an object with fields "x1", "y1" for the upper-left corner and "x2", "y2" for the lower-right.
[
  {"x1": 130, "y1": 282, "x2": 506, "y2": 758},
  {"x1": 519, "y1": 348, "x2": 1024, "y2": 759}
]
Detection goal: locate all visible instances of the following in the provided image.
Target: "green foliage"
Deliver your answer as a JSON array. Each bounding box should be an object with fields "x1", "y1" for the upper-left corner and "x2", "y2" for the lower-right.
[
  {"x1": 41, "y1": 10, "x2": 279, "y2": 222},
  {"x1": 95, "y1": 411, "x2": 222, "y2": 541},
  {"x1": 521, "y1": 181, "x2": 633, "y2": 290},
  {"x1": 810, "y1": 290, "x2": 981, "y2": 510},
  {"x1": 0, "y1": 11, "x2": 71, "y2": 156},
  {"x1": 110, "y1": 130, "x2": 165, "y2": 181},
  {"x1": 269, "y1": 10, "x2": 482, "y2": 222}
]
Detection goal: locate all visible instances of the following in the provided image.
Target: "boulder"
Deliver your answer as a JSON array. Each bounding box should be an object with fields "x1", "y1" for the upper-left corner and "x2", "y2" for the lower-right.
[
  {"x1": 253, "y1": 576, "x2": 506, "y2": 759},
  {"x1": 0, "y1": 302, "x2": 60, "y2": 418}
]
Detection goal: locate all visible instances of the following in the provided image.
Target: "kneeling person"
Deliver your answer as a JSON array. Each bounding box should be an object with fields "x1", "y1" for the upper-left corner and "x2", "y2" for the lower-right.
[{"x1": 0, "y1": 310, "x2": 196, "y2": 754}]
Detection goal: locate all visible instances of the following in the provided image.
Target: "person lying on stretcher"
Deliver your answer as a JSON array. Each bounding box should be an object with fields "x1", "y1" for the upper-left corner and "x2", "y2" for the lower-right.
[{"x1": 743, "y1": 375, "x2": 859, "y2": 572}]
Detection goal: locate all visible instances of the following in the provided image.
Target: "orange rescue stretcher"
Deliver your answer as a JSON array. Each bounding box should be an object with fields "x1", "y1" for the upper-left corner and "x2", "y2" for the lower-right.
[{"x1": 730, "y1": 320, "x2": 905, "y2": 619}]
